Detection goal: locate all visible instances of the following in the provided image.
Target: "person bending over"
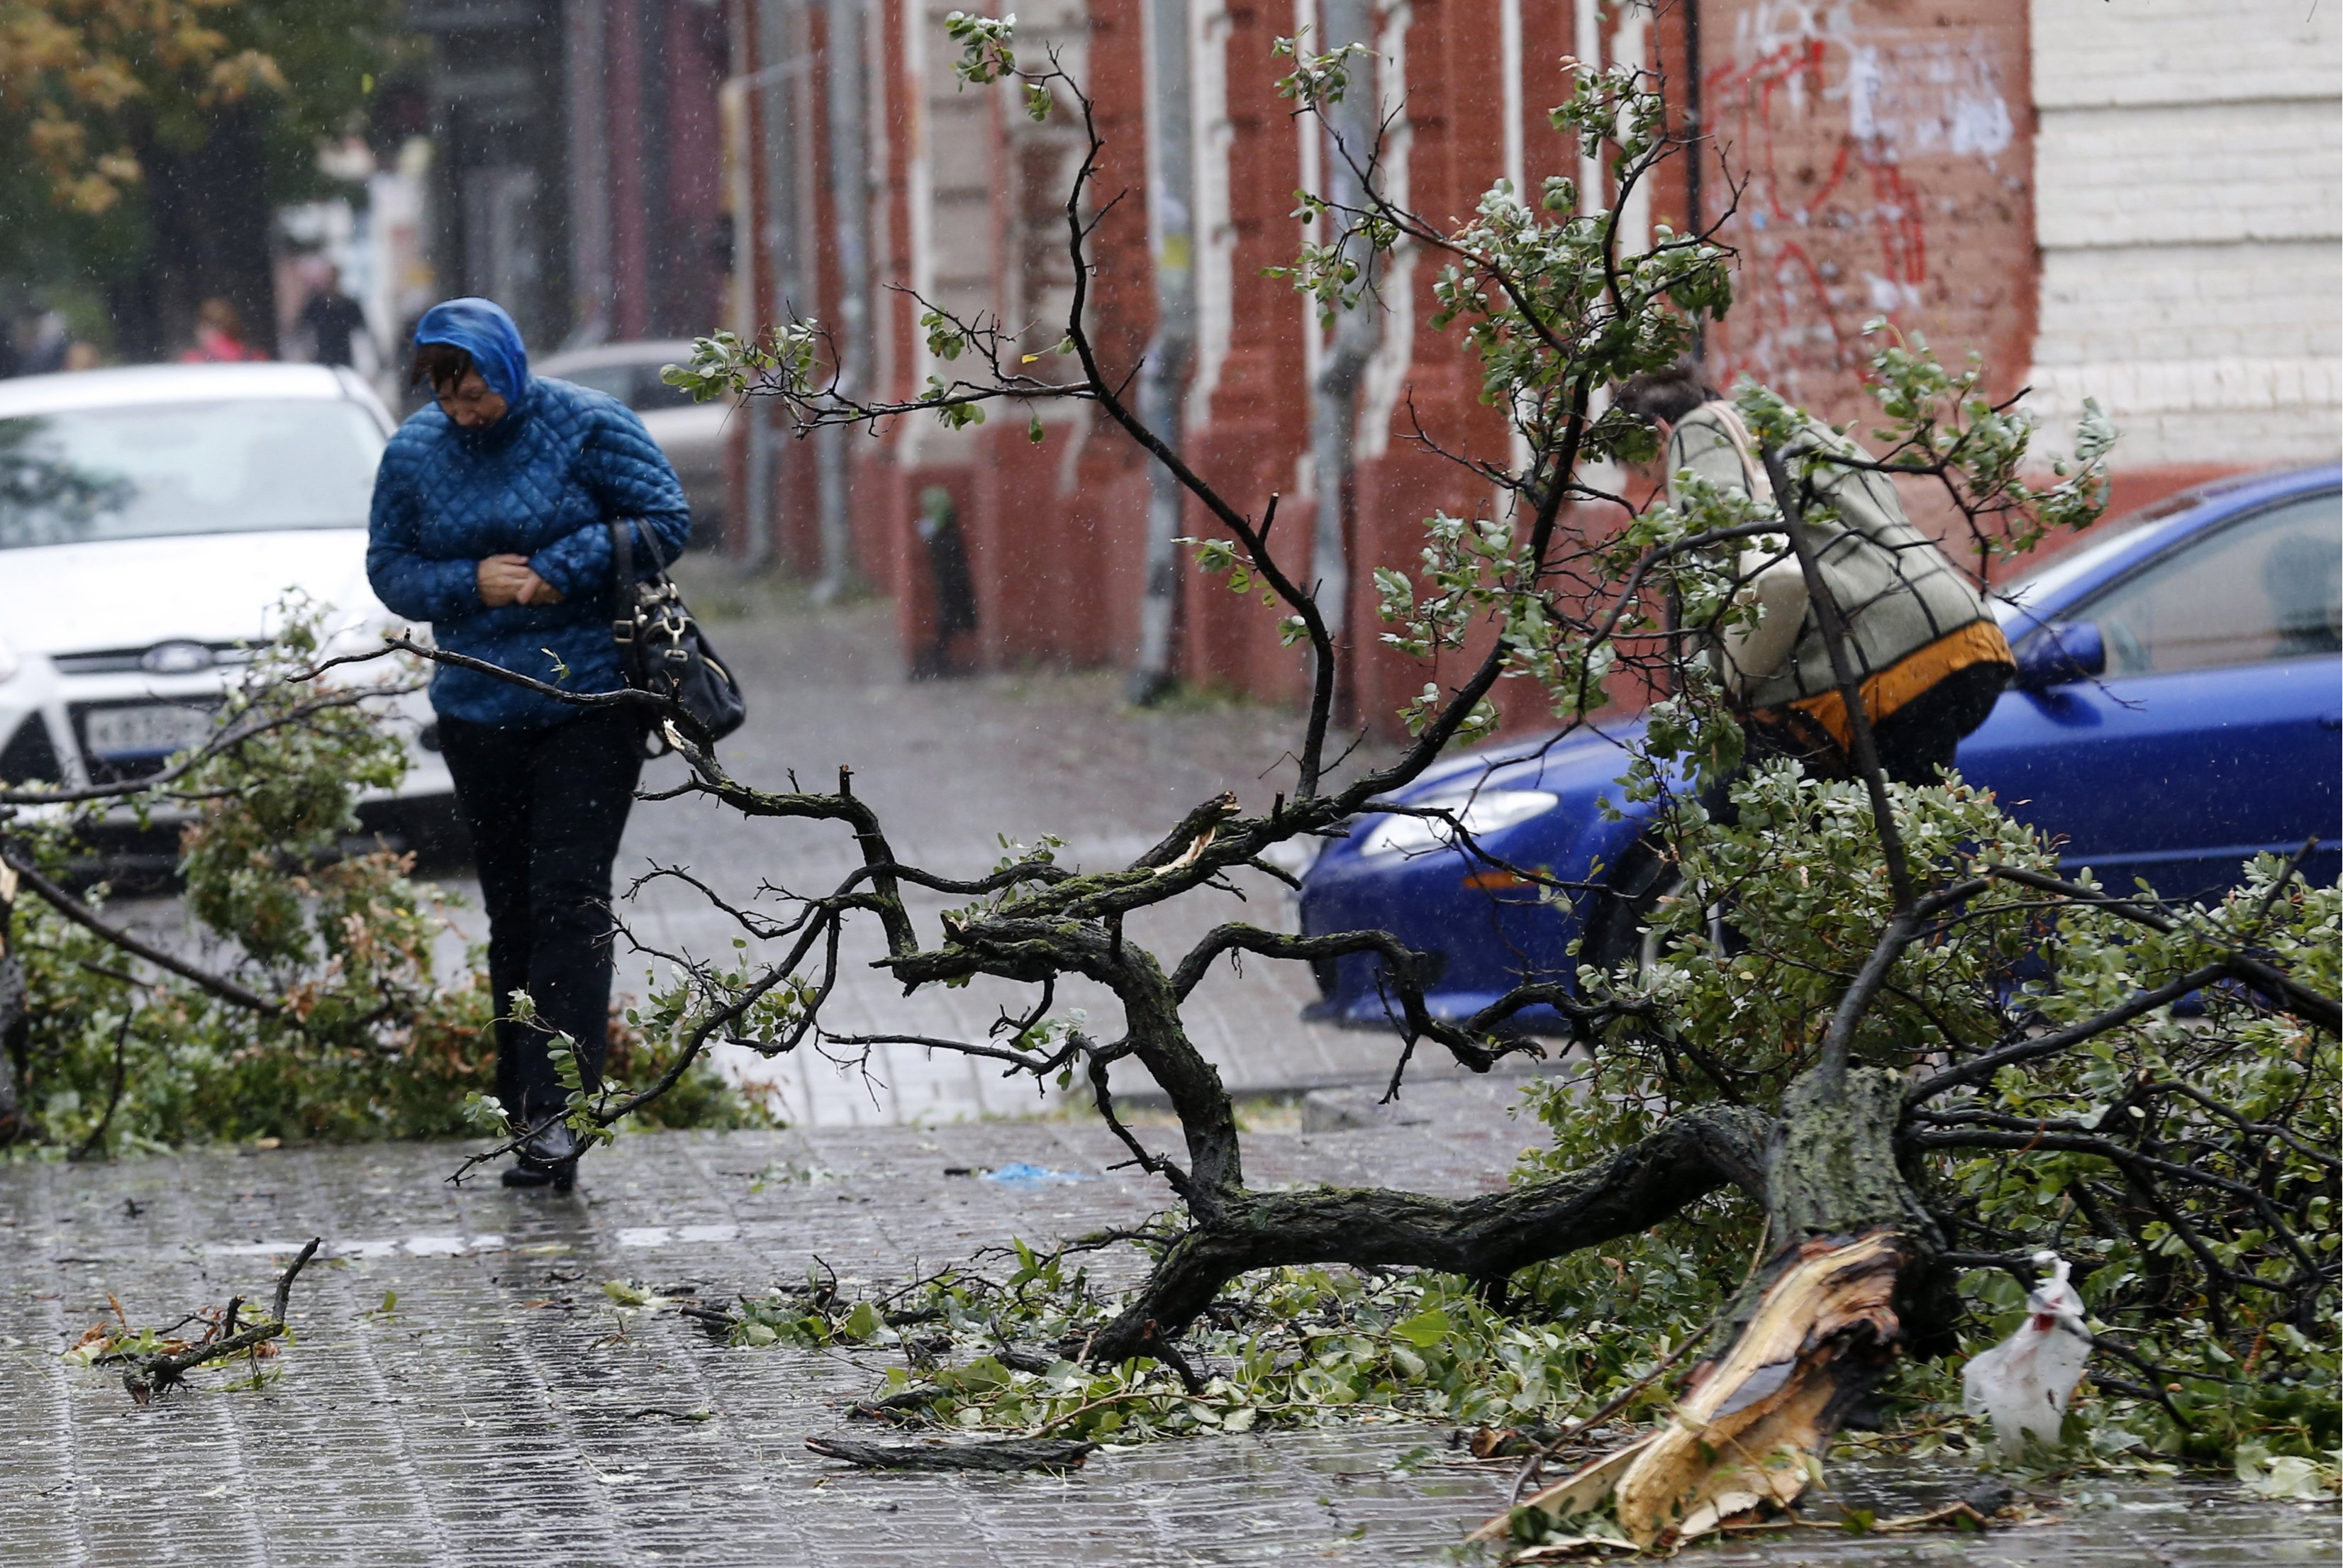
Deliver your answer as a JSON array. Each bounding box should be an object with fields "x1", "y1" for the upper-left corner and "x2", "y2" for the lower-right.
[{"x1": 1614, "y1": 362, "x2": 2013, "y2": 786}]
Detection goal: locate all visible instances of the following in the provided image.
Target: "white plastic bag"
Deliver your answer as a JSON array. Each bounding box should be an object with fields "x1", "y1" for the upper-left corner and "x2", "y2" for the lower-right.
[{"x1": 1962, "y1": 1251, "x2": 2092, "y2": 1459}]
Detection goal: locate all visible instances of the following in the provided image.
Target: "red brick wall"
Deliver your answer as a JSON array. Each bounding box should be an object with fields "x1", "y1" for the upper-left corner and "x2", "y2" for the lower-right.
[
  {"x1": 1693, "y1": 0, "x2": 2037, "y2": 425},
  {"x1": 1347, "y1": 0, "x2": 1598, "y2": 736},
  {"x1": 830, "y1": 0, "x2": 2056, "y2": 730},
  {"x1": 1172, "y1": 0, "x2": 1313, "y2": 706}
]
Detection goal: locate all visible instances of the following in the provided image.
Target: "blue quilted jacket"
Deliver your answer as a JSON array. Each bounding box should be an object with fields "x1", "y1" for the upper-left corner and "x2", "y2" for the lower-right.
[{"x1": 366, "y1": 299, "x2": 692, "y2": 728}]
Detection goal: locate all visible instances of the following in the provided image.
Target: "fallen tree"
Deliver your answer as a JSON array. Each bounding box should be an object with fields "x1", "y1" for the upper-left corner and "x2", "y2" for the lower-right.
[
  {"x1": 0, "y1": 605, "x2": 760, "y2": 1152},
  {"x1": 364, "y1": 13, "x2": 2340, "y2": 1545},
  {"x1": 0, "y1": 611, "x2": 484, "y2": 1149}
]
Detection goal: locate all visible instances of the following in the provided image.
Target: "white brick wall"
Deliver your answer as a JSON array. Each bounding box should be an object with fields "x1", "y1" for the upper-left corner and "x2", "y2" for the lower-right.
[
  {"x1": 2027, "y1": 0, "x2": 2342, "y2": 469},
  {"x1": 2031, "y1": 0, "x2": 2339, "y2": 109},
  {"x1": 2036, "y1": 102, "x2": 2339, "y2": 249}
]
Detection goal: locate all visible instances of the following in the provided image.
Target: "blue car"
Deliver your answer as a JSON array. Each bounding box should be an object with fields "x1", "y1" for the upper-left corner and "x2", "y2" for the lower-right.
[{"x1": 1298, "y1": 465, "x2": 2343, "y2": 1032}]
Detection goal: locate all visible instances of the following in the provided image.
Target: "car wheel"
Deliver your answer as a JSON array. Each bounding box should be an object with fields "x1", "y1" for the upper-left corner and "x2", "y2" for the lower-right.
[
  {"x1": 1579, "y1": 837, "x2": 1680, "y2": 982},
  {"x1": 1579, "y1": 838, "x2": 1739, "y2": 982}
]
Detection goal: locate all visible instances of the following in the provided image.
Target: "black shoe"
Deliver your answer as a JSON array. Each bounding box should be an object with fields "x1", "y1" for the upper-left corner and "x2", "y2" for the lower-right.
[
  {"x1": 500, "y1": 1161, "x2": 555, "y2": 1189},
  {"x1": 521, "y1": 1120, "x2": 582, "y2": 1193}
]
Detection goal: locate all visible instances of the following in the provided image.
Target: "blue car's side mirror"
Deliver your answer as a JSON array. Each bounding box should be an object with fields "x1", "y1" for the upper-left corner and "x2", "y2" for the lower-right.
[{"x1": 2014, "y1": 621, "x2": 2106, "y2": 689}]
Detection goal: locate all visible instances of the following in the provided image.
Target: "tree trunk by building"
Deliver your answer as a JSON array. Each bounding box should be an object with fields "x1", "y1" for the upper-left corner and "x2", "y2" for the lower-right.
[{"x1": 115, "y1": 106, "x2": 281, "y2": 362}]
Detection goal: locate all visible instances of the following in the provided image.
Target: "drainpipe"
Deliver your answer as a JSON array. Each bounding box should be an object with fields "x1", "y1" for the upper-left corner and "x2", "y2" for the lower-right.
[
  {"x1": 1684, "y1": 0, "x2": 1705, "y2": 365},
  {"x1": 816, "y1": 0, "x2": 870, "y2": 603},
  {"x1": 1307, "y1": 0, "x2": 1379, "y2": 715},
  {"x1": 744, "y1": 0, "x2": 810, "y2": 574},
  {"x1": 723, "y1": 5, "x2": 767, "y2": 567},
  {"x1": 1130, "y1": 0, "x2": 1196, "y2": 704}
]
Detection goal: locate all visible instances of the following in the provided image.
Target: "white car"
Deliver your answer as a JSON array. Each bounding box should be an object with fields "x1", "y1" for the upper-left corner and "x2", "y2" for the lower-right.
[
  {"x1": 0, "y1": 362, "x2": 457, "y2": 857},
  {"x1": 535, "y1": 339, "x2": 730, "y2": 543}
]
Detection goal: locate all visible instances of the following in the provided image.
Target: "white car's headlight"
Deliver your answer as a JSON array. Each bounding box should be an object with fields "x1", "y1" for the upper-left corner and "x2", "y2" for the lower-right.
[{"x1": 1356, "y1": 789, "x2": 1559, "y2": 859}]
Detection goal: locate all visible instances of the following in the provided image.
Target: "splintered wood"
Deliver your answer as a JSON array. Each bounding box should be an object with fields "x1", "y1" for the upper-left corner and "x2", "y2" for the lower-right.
[{"x1": 1476, "y1": 1228, "x2": 1909, "y2": 1551}]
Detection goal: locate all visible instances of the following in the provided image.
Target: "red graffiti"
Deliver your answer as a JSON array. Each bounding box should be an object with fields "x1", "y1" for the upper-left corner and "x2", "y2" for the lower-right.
[{"x1": 1701, "y1": 37, "x2": 1930, "y2": 417}]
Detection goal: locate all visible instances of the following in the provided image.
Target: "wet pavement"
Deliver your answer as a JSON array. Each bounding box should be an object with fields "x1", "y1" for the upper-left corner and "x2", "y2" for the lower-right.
[{"x1": 4, "y1": 1102, "x2": 2335, "y2": 1567}]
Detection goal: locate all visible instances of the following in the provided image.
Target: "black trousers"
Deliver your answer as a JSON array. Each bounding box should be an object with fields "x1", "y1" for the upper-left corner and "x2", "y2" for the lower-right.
[
  {"x1": 1747, "y1": 662, "x2": 2012, "y2": 788},
  {"x1": 438, "y1": 708, "x2": 643, "y2": 1122}
]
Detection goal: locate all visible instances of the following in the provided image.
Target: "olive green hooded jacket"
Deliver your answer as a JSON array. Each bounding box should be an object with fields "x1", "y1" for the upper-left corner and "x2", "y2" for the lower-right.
[{"x1": 1667, "y1": 399, "x2": 2001, "y2": 719}]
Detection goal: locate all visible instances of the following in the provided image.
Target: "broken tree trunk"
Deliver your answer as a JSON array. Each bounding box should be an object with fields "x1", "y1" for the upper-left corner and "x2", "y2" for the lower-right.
[
  {"x1": 1488, "y1": 1067, "x2": 1935, "y2": 1550},
  {"x1": 1082, "y1": 1103, "x2": 1771, "y2": 1364}
]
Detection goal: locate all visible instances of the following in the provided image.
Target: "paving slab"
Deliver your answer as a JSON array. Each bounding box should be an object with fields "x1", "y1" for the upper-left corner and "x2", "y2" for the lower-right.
[{"x1": 2, "y1": 1111, "x2": 2332, "y2": 1567}]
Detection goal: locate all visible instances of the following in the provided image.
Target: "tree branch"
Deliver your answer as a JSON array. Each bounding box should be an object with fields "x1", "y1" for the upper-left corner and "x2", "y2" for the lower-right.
[
  {"x1": 1, "y1": 841, "x2": 284, "y2": 1017},
  {"x1": 1084, "y1": 1104, "x2": 1771, "y2": 1361}
]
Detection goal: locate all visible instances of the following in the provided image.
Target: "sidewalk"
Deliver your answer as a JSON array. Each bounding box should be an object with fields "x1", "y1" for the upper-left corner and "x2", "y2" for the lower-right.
[{"x1": 2, "y1": 1108, "x2": 2332, "y2": 1567}]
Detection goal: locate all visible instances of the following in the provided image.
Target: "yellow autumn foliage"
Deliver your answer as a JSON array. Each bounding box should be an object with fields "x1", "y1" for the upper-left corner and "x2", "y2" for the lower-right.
[{"x1": 0, "y1": 0, "x2": 274, "y2": 210}]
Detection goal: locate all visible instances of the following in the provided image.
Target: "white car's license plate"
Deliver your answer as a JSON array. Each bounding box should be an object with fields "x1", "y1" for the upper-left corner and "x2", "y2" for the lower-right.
[{"x1": 84, "y1": 704, "x2": 217, "y2": 760}]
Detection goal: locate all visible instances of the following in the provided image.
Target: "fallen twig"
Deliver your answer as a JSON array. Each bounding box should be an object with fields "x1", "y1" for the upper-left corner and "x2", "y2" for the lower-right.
[
  {"x1": 109, "y1": 1238, "x2": 321, "y2": 1404},
  {"x1": 805, "y1": 1432, "x2": 1100, "y2": 1472},
  {"x1": 1713, "y1": 1499, "x2": 1993, "y2": 1534}
]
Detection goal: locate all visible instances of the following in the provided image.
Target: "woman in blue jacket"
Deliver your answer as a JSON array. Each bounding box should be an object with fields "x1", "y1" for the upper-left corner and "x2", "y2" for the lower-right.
[{"x1": 368, "y1": 299, "x2": 690, "y2": 1190}]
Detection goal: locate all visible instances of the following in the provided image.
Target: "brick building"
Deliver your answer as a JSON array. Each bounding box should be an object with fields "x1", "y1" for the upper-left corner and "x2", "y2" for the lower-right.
[
  {"x1": 730, "y1": 0, "x2": 2339, "y2": 723},
  {"x1": 406, "y1": 0, "x2": 733, "y2": 352}
]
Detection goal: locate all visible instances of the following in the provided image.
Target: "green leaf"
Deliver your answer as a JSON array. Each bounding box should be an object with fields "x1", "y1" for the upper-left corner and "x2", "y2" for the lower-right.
[{"x1": 1391, "y1": 1306, "x2": 1451, "y2": 1349}]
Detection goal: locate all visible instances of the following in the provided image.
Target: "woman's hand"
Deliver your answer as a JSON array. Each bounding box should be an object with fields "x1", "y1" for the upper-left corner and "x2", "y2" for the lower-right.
[{"x1": 477, "y1": 553, "x2": 564, "y2": 607}]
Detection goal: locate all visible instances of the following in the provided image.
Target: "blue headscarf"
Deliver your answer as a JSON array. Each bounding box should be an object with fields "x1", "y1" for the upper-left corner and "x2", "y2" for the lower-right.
[{"x1": 411, "y1": 297, "x2": 530, "y2": 404}]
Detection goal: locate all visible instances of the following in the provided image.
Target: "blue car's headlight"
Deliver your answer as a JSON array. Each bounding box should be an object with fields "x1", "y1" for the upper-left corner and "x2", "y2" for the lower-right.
[{"x1": 1355, "y1": 788, "x2": 1559, "y2": 859}]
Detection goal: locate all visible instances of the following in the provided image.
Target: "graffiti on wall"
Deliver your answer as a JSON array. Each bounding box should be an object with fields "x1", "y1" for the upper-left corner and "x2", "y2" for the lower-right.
[{"x1": 1701, "y1": 0, "x2": 2033, "y2": 426}]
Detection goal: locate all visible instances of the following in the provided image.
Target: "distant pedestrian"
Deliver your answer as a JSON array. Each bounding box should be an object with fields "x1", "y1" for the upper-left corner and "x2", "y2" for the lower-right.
[
  {"x1": 13, "y1": 305, "x2": 68, "y2": 377},
  {"x1": 297, "y1": 266, "x2": 372, "y2": 368},
  {"x1": 365, "y1": 298, "x2": 692, "y2": 1191},
  {"x1": 1615, "y1": 362, "x2": 2013, "y2": 786},
  {"x1": 912, "y1": 486, "x2": 978, "y2": 677},
  {"x1": 179, "y1": 298, "x2": 267, "y2": 363}
]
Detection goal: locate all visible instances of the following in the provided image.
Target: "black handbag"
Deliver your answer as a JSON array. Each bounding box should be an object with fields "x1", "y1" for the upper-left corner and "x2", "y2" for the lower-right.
[{"x1": 608, "y1": 519, "x2": 747, "y2": 755}]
